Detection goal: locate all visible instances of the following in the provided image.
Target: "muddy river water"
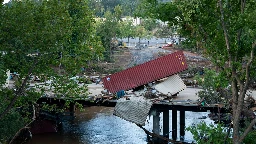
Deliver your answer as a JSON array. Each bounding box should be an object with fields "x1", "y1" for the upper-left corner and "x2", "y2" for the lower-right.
[{"x1": 28, "y1": 106, "x2": 213, "y2": 144}]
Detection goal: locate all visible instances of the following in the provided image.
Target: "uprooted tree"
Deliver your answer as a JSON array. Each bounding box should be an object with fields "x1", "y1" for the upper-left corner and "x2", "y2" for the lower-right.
[
  {"x1": 138, "y1": 0, "x2": 256, "y2": 143},
  {"x1": 0, "y1": 0, "x2": 104, "y2": 143}
]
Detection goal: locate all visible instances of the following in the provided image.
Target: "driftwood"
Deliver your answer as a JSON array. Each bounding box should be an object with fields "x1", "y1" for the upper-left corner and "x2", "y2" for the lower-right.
[{"x1": 136, "y1": 124, "x2": 183, "y2": 144}]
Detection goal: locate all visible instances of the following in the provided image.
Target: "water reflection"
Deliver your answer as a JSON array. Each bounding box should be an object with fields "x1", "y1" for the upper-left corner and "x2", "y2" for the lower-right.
[{"x1": 28, "y1": 106, "x2": 213, "y2": 144}]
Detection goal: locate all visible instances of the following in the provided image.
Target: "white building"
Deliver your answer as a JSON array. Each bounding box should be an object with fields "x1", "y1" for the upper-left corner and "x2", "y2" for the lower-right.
[{"x1": 121, "y1": 17, "x2": 141, "y2": 26}]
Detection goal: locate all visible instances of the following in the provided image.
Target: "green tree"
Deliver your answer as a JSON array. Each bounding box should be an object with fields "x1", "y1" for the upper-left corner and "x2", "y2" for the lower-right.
[
  {"x1": 195, "y1": 69, "x2": 230, "y2": 104},
  {"x1": 88, "y1": 0, "x2": 104, "y2": 17},
  {"x1": 96, "y1": 5, "x2": 122, "y2": 62},
  {"x1": 117, "y1": 17, "x2": 136, "y2": 43},
  {"x1": 187, "y1": 122, "x2": 232, "y2": 144},
  {"x1": 88, "y1": 0, "x2": 139, "y2": 17},
  {"x1": 120, "y1": 0, "x2": 139, "y2": 16},
  {"x1": 176, "y1": 1, "x2": 256, "y2": 143},
  {"x1": 141, "y1": 18, "x2": 158, "y2": 32},
  {"x1": 155, "y1": 24, "x2": 173, "y2": 43},
  {"x1": 139, "y1": 0, "x2": 256, "y2": 143},
  {"x1": 135, "y1": 0, "x2": 181, "y2": 24},
  {"x1": 0, "y1": 0, "x2": 103, "y2": 142},
  {"x1": 134, "y1": 25, "x2": 148, "y2": 43},
  {"x1": 101, "y1": 0, "x2": 122, "y2": 14}
]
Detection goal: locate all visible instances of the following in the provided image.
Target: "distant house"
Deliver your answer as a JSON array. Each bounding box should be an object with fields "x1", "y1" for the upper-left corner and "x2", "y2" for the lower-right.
[
  {"x1": 121, "y1": 16, "x2": 141, "y2": 26},
  {"x1": 94, "y1": 16, "x2": 141, "y2": 26}
]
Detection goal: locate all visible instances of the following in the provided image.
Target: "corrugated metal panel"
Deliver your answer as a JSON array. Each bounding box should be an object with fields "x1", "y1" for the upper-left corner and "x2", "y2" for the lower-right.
[
  {"x1": 102, "y1": 51, "x2": 188, "y2": 93},
  {"x1": 113, "y1": 97, "x2": 152, "y2": 126},
  {"x1": 154, "y1": 74, "x2": 186, "y2": 95}
]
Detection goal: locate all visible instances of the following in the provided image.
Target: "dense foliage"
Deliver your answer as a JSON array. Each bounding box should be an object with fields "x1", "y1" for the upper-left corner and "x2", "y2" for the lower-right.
[
  {"x1": 138, "y1": 0, "x2": 256, "y2": 143},
  {"x1": 0, "y1": 0, "x2": 104, "y2": 142},
  {"x1": 187, "y1": 122, "x2": 232, "y2": 144},
  {"x1": 88, "y1": 0, "x2": 140, "y2": 17},
  {"x1": 195, "y1": 69, "x2": 230, "y2": 104}
]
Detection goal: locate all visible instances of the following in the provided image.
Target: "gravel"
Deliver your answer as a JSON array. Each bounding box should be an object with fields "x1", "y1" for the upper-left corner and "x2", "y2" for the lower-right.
[{"x1": 127, "y1": 46, "x2": 170, "y2": 68}]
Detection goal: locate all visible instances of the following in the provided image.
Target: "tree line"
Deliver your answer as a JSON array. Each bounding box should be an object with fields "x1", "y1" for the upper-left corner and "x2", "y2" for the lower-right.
[
  {"x1": 0, "y1": 0, "x2": 169, "y2": 143},
  {"x1": 138, "y1": 0, "x2": 256, "y2": 143},
  {"x1": 4, "y1": 0, "x2": 255, "y2": 143}
]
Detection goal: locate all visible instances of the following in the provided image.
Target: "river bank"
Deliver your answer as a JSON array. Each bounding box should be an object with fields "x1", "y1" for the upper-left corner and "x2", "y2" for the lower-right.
[{"x1": 27, "y1": 106, "x2": 213, "y2": 144}]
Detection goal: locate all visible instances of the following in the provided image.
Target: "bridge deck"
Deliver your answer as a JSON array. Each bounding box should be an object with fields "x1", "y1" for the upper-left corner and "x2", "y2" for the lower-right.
[
  {"x1": 106, "y1": 99, "x2": 227, "y2": 112},
  {"x1": 37, "y1": 96, "x2": 227, "y2": 113}
]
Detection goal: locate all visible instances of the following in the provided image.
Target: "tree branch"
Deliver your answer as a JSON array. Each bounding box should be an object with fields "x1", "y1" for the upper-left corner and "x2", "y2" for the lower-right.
[
  {"x1": 236, "y1": 0, "x2": 246, "y2": 61},
  {"x1": 218, "y1": 0, "x2": 232, "y2": 66},
  {"x1": 0, "y1": 59, "x2": 38, "y2": 120},
  {"x1": 9, "y1": 118, "x2": 35, "y2": 144},
  {"x1": 9, "y1": 102, "x2": 38, "y2": 144},
  {"x1": 231, "y1": 78, "x2": 239, "y2": 115},
  {"x1": 241, "y1": 0, "x2": 246, "y2": 13},
  {"x1": 237, "y1": 41, "x2": 256, "y2": 142},
  {"x1": 240, "y1": 40, "x2": 255, "y2": 100},
  {"x1": 239, "y1": 118, "x2": 256, "y2": 143},
  {"x1": 234, "y1": 74, "x2": 243, "y2": 89}
]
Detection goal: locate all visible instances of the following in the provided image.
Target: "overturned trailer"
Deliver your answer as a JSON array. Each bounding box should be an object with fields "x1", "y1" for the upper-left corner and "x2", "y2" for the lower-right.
[{"x1": 102, "y1": 50, "x2": 188, "y2": 94}]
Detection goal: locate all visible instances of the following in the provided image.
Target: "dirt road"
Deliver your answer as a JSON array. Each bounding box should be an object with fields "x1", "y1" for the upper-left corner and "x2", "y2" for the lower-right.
[{"x1": 127, "y1": 46, "x2": 172, "y2": 68}]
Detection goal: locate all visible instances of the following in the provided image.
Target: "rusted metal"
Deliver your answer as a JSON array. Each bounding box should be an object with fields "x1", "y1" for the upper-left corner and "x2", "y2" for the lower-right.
[{"x1": 102, "y1": 51, "x2": 188, "y2": 93}]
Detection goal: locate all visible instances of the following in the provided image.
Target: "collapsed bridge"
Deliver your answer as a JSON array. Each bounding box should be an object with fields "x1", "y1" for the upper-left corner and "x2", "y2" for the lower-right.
[{"x1": 101, "y1": 51, "x2": 192, "y2": 142}]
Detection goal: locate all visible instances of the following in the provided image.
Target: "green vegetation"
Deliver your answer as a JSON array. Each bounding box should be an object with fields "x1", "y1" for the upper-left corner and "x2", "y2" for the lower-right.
[
  {"x1": 88, "y1": 0, "x2": 140, "y2": 17},
  {"x1": 195, "y1": 69, "x2": 230, "y2": 104},
  {"x1": 4, "y1": 0, "x2": 256, "y2": 143},
  {"x1": 0, "y1": 0, "x2": 160, "y2": 143},
  {"x1": 187, "y1": 122, "x2": 232, "y2": 144},
  {"x1": 96, "y1": 5, "x2": 122, "y2": 62},
  {"x1": 139, "y1": 0, "x2": 256, "y2": 143},
  {"x1": 0, "y1": 0, "x2": 104, "y2": 142}
]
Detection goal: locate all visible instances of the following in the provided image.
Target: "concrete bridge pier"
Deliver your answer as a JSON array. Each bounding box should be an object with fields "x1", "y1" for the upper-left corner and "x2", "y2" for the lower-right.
[
  {"x1": 152, "y1": 110, "x2": 160, "y2": 143},
  {"x1": 69, "y1": 102, "x2": 75, "y2": 117},
  {"x1": 172, "y1": 110, "x2": 177, "y2": 140},
  {"x1": 151, "y1": 109, "x2": 186, "y2": 143},
  {"x1": 172, "y1": 110, "x2": 186, "y2": 141},
  {"x1": 180, "y1": 110, "x2": 185, "y2": 141},
  {"x1": 162, "y1": 110, "x2": 169, "y2": 139}
]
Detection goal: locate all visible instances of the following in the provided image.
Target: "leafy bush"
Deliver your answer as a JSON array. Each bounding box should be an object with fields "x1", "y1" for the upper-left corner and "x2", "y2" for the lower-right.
[
  {"x1": 0, "y1": 109, "x2": 27, "y2": 143},
  {"x1": 195, "y1": 69, "x2": 230, "y2": 104},
  {"x1": 186, "y1": 122, "x2": 232, "y2": 144},
  {"x1": 243, "y1": 130, "x2": 256, "y2": 144}
]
